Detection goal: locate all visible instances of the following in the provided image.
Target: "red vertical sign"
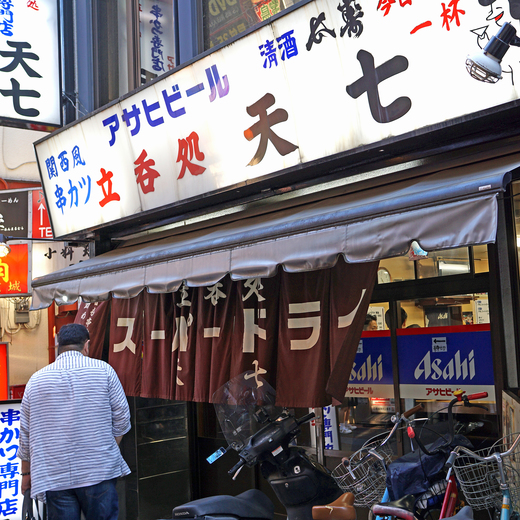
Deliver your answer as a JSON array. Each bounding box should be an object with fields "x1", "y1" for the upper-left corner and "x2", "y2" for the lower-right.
[
  {"x1": 0, "y1": 244, "x2": 29, "y2": 295},
  {"x1": 31, "y1": 189, "x2": 53, "y2": 239},
  {"x1": 0, "y1": 343, "x2": 8, "y2": 400}
]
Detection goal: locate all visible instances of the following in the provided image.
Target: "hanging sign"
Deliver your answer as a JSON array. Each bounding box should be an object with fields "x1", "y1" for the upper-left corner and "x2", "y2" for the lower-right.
[{"x1": 0, "y1": 0, "x2": 61, "y2": 129}]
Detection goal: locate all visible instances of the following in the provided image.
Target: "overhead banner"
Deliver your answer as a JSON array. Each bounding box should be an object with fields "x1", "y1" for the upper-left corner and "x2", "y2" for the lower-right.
[
  {"x1": 398, "y1": 325, "x2": 495, "y2": 401},
  {"x1": 77, "y1": 258, "x2": 377, "y2": 407},
  {"x1": 0, "y1": 0, "x2": 61, "y2": 129},
  {"x1": 35, "y1": 0, "x2": 520, "y2": 238}
]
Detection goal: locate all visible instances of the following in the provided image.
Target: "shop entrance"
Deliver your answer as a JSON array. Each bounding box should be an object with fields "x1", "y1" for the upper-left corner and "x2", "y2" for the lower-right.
[{"x1": 323, "y1": 244, "x2": 502, "y2": 515}]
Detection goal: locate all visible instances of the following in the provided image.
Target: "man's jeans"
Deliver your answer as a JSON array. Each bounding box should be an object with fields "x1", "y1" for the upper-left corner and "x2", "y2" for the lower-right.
[{"x1": 46, "y1": 478, "x2": 118, "y2": 520}]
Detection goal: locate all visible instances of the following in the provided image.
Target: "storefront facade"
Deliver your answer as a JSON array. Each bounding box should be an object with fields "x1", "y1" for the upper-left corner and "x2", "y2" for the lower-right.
[{"x1": 24, "y1": 1, "x2": 520, "y2": 518}]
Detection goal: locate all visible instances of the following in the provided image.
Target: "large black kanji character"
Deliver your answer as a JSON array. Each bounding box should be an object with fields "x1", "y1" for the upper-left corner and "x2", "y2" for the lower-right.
[
  {"x1": 0, "y1": 78, "x2": 40, "y2": 117},
  {"x1": 306, "y1": 12, "x2": 336, "y2": 51},
  {"x1": 346, "y1": 50, "x2": 411, "y2": 124},
  {"x1": 0, "y1": 41, "x2": 42, "y2": 77}
]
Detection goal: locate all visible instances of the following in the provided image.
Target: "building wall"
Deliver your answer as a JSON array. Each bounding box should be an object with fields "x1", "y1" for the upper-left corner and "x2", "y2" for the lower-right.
[
  {"x1": 0, "y1": 126, "x2": 54, "y2": 388},
  {"x1": 0, "y1": 127, "x2": 47, "y2": 184}
]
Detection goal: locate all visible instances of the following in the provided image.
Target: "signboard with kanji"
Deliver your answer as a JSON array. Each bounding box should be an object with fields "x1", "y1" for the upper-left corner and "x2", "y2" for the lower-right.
[
  {"x1": 0, "y1": 244, "x2": 29, "y2": 296},
  {"x1": 35, "y1": 0, "x2": 520, "y2": 238},
  {"x1": 0, "y1": 0, "x2": 61, "y2": 129},
  {"x1": 0, "y1": 401, "x2": 23, "y2": 520},
  {"x1": 0, "y1": 191, "x2": 28, "y2": 239}
]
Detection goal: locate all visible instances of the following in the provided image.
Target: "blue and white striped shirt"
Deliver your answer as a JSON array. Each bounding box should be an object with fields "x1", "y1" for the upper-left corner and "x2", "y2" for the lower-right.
[{"x1": 19, "y1": 351, "x2": 131, "y2": 501}]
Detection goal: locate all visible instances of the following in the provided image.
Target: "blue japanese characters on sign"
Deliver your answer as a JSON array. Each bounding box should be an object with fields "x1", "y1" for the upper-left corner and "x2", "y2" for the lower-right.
[{"x1": 0, "y1": 402, "x2": 22, "y2": 519}]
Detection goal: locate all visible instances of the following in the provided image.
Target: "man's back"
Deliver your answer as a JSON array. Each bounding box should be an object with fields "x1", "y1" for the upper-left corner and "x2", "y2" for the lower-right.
[{"x1": 19, "y1": 351, "x2": 131, "y2": 501}]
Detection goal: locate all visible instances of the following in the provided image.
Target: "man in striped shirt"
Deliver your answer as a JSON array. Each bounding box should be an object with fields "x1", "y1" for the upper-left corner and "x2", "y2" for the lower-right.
[{"x1": 18, "y1": 323, "x2": 131, "y2": 520}]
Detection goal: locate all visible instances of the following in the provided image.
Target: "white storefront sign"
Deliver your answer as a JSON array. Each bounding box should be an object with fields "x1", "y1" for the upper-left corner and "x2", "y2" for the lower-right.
[{"x1": 35, "y1": 0, "x2": 520, "y2": 237}]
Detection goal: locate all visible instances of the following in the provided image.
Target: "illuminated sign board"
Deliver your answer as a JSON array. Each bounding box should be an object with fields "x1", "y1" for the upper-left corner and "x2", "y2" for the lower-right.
[
  {"x1": 31, "y1": 189, "x2": 52, "y2": 239},
  {"x1": 0, "y1": 244, "x2": 29, "y2": 296},
  {"x1": 347, "y1": 332, "x2": 394, "y2": 399},
  {"x1": 35, "y1": 0, "x2": 520, "y2": 237},
  {"x1": 398, "y1": 325, "x2": 495, "y2": 401},
  {"x1": 0, "y1": 0, "x2": 61, "y2": 129}
]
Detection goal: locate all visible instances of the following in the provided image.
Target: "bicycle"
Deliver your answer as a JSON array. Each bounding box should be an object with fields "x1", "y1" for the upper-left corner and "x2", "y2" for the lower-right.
[
  {"x1": 445, "y1": 431, "x2": 520, "y2": 520},
  {"x1": 369, "y1": 390, "x2": 488, "y2": 520},
  {"x1": 331, "y1": 404, "x2": 424, "y2": 509},
  {"x1": 313, "y1": 495, "x2": 475, "y2": 520}
]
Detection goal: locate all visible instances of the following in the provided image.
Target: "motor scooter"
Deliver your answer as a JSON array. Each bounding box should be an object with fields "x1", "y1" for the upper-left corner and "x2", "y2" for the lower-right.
[{"x1": 170, "y1": 371, "x2": 342, "y2": 520}]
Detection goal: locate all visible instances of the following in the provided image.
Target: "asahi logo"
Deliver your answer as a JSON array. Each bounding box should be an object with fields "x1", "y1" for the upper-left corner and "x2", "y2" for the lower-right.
[
  {"x1": 414, "y1": 350, "x2": 475, "y2": 381},
  {"x1": 350, "y1": 355, "x2": 383, "y2": 382}
]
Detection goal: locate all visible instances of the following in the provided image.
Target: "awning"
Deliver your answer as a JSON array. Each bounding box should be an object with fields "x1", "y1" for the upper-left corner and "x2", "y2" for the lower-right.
[{"x1": 30, "y1": 154, "x2": 519, "y2": 309}]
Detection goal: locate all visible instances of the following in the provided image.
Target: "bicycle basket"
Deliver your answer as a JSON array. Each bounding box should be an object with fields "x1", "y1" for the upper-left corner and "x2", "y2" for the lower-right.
[
  {"x1": 332, "y1": 437, "x2": 394, "y2": 507},
  {"x1": 452, "y1": 433, "x2": 520, "y2": 511}
]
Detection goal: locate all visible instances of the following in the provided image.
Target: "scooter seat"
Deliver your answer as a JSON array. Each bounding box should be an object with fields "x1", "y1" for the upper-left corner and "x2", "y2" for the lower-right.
[
  {"x1": 371, "y1": 494, "x2": 416, "y2": 520},
  {"x1": 173, "y1": 489, "x2": 275, "y2": 520},
  {"x1": 312, "y1": 492, "x2": 356, "y2": 520}
]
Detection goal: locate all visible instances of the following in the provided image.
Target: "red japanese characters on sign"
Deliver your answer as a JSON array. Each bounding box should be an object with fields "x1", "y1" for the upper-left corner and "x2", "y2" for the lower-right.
[
  {"x1": 0, "y1": 244, "x2": 29, "y2": 295},
  {"x1": 31, "y1": 189, "x2": 52, "y2": 239}
]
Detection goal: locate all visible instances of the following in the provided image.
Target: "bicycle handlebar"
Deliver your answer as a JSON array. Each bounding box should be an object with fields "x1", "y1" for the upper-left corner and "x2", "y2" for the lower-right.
[
  {"x1": 413, "y1": 391, "x2": 488, "y2": 457},
  {"x1": 451, "y1": 432, "x2": 520, "y2": 464},
  {"x1": 403, "y1": 404, "x2": 424, "y2": 419},
  {"x1": 375, "y1": 404, "x2": 424, "y2": 449},
  {"x1": 465, "y1": 392, "x2": 488, "y2": 401},
  {"x1": 445, "y1": 432, "x2": 520, "y2": 485}
]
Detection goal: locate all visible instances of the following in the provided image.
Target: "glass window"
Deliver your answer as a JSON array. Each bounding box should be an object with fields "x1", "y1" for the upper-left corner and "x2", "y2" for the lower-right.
[
  {"x1": 377, "y1": 246, "x2": 488, "y2": 284},
  {"x1": 513, "y1": 181, "x2": 520, "y2": 281},
  {"x1": 397, "y1": 295, "x2": 497, "y2": 451},
  {"x1": 202, "y1": 0, "x2": 303, "y2": 51},
  {"x1": 417, "y1": 248, "x2": 470, "y2": 279},
  {"x1": 330, "y1": 293, "x2": 496, "y2": 456},
  {"x1": 473, "y1": 244, "x2": 489, "y2": 274},
  {"x1": 90, "y1": 0, "x2": 176, "y2": 109},
  {"x1": 332, "y1": 302, "x2": 394, "y2": 453},
  {"x1": 94, "y1": 0, "x2": 130, "y2": 106},
  {"x1": 377, "y1": 257, "x2": 414, "y2": 283}
]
